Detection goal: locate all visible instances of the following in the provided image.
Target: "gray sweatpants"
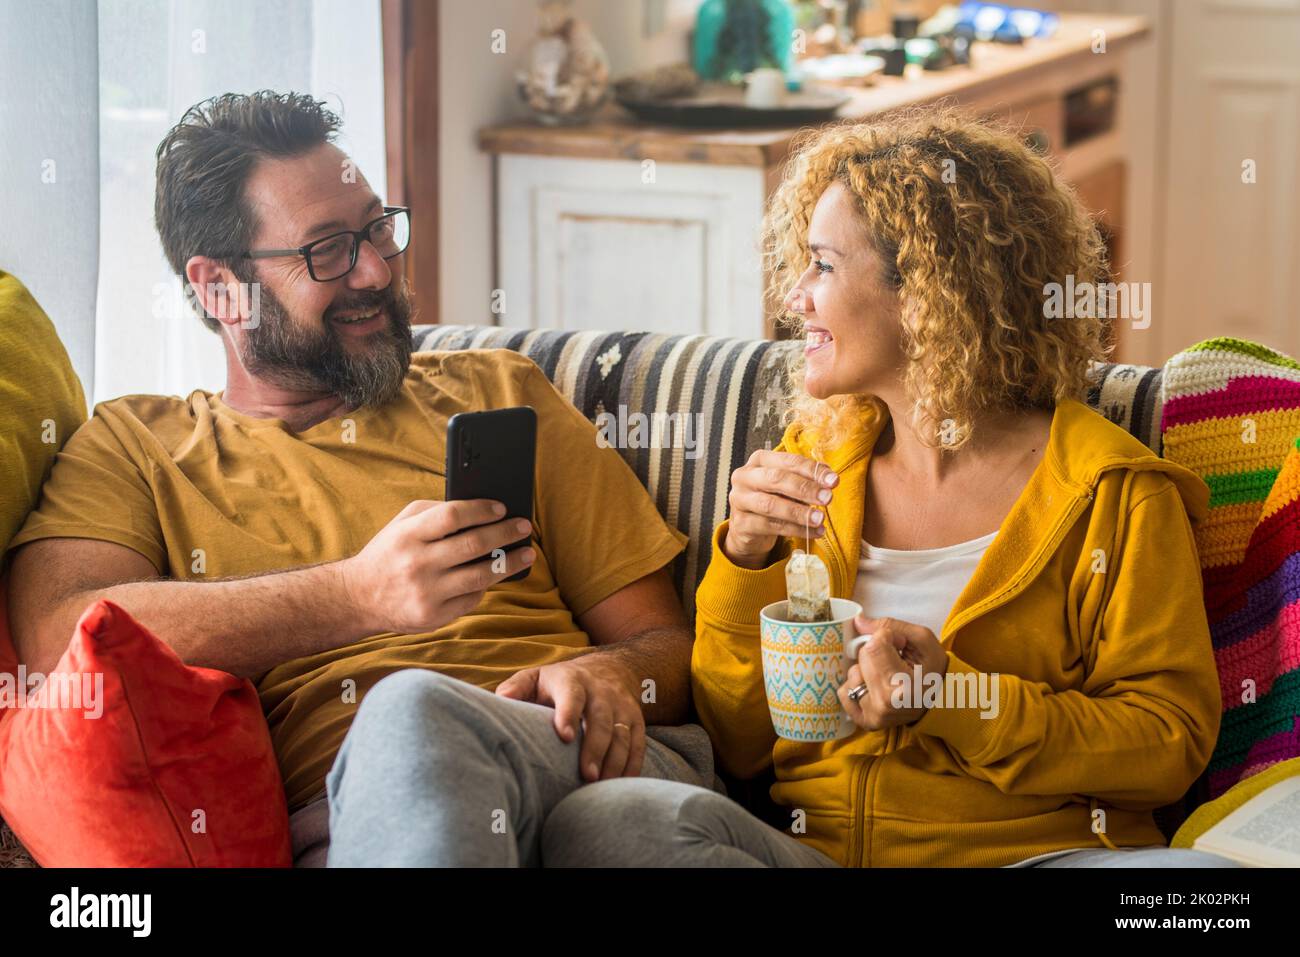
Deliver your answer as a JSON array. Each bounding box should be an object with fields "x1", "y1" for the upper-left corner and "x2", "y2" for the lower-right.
[
  {"x1": 541, "y1": 778, "x2": 1246, "y2": 868},
  {"x1": 289, "y1": 668, "x2": 719, "y2": 867}
]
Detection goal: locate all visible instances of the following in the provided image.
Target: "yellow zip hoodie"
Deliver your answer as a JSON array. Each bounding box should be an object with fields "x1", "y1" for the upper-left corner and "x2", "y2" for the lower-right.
[{"x1": 692, "y1": 398, "x2": 1223, "y2": 867}]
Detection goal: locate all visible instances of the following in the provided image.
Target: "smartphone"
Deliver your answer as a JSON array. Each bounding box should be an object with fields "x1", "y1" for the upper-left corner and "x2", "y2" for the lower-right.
[{"x1": 445, "y1": 406, "x2": 537, "y2": 582}]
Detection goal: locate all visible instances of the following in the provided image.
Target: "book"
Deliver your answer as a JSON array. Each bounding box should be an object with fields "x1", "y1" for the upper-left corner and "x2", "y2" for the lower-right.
[{"x1": 1191, "y1": 774, "x2": 1300, "y2": 867}]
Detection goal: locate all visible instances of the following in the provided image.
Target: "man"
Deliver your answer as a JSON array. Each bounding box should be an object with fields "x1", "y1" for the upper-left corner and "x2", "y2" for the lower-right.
[{"x1": 5, "y1": 91, "x2": 715, "y2": 866}]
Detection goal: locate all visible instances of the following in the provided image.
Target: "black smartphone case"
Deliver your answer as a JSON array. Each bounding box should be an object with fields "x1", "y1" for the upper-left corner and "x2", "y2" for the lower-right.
[{"x1": 445, "y1": 406, "x2": 537, "y2": 582}]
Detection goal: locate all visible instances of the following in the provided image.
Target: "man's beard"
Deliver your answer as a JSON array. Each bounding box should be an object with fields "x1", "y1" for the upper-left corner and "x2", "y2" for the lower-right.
[{"x1": 240, "y1": 279, "x2": 414, "y2": 410}]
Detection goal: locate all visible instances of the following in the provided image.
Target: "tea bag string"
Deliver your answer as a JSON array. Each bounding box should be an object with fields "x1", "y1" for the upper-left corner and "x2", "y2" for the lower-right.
[
  {"x1": 807, "y1": 460, "x2": 837, "y2": 543},
  {"x1": 805, "y1": 461, "x2": 817, "y2": 555},
  {"x1": 805, "y1": 460, "x2": 827, "y2": 598}
]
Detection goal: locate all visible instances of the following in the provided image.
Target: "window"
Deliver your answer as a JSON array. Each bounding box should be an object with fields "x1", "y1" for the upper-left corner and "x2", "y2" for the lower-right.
[{"x1": 94, "y1": 0, "x2": 387, "y2": 403}]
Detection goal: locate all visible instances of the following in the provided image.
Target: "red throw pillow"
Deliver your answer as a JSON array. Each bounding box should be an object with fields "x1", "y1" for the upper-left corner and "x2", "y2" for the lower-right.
[{"x1": 0, "y1": 597, "x2": 291, "y2": 867}]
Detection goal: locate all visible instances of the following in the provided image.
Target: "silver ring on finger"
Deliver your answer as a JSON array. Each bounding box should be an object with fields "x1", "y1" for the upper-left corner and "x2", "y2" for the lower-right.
[
  {"x1": 613, "y1": 721, "x2": 632, "y2": 733},
  {"x1": 847, "y1": 683, "x2": 868, "y2": 703}
]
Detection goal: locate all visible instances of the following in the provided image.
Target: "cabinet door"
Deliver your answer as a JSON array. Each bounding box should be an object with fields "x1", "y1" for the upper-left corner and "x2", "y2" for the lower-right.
[{"x1": 498, "y1": 154, "x2": 767, "y2": 337}]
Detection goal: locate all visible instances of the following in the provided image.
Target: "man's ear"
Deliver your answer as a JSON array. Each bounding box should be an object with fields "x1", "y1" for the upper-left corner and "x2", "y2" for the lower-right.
[{"x1": 184, "y1": 256, "x2": 258, "y2": 329}]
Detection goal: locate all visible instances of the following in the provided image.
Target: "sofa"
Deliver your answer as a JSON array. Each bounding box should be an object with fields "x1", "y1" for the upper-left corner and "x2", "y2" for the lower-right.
[{"x1": 0, "y1": 321, "x2": 1189, "y2": 867}]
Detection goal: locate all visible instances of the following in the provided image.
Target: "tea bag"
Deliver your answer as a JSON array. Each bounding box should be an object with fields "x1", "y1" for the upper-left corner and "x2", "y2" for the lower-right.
[
  {"x1": 786, "y1": 549, "x2": 832, "y2": 622},
  {"x1": 784, "y1": 459, "x2": 834, "y2": 622}
]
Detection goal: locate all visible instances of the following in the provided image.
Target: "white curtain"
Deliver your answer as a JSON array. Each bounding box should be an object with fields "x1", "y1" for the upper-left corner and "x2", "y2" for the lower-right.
[
  {"x1": 0, "y1": 0, "x2": 101, "y2": 398},
  {"x1": 53, "y1": 0, "x2": 385, "y2": 405}
]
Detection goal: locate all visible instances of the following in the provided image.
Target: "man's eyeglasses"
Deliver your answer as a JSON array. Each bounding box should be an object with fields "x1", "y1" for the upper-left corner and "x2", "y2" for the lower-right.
[{"x1": 242, "y1": 206, "x2": 411, "y2": 282}]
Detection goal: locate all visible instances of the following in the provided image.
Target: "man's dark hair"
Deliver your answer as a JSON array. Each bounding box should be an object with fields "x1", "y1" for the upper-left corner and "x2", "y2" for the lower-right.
[{"x1": 155, "y1": 90, "x2": 341, "y2": 332}]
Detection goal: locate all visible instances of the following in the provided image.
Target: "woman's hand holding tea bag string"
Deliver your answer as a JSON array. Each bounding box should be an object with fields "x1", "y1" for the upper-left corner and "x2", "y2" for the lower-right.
[
  {"x1": 838, "y1": 616, "x2": 949, "y2": 731},
  {"x1": 723, "y1": 450, "x2": 839, "y2": 569}
]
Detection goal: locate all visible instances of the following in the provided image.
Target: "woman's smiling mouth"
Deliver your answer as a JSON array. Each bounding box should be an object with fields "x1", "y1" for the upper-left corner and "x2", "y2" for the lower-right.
[{"x1": 805, "y1": 325, "x2": 834, "y2": 354}]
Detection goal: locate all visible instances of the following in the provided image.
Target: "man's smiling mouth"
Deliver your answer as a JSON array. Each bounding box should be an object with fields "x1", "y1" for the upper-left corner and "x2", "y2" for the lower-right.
[{"x1": 330, "y1": 307, "x2": 384, "y2": 326}]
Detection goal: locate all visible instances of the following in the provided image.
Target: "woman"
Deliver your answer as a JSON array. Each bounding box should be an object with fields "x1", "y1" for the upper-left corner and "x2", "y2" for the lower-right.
[{"x1": 542, "y1": 109, "x2": 1236, "y2": 867}]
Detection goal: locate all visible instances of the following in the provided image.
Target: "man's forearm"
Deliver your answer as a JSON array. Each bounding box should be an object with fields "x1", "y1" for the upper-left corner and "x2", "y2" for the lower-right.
[
  {"x1": 41, "y1": 562, "x2": 366, "y2": 679},
  {"x1": 597, "y1": 626, "x2": 693, "y2": 725}
]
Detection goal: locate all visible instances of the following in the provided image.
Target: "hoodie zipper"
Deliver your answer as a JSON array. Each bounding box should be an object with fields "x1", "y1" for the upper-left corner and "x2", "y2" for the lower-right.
[
  {"x1": 826, "y1": 497, "x2": 874, "y2": 866},
  {"x1": 828, "y1": 463, "x2": 885, "y2": 869},
  {"x1": 850, "y1": 752, "x2": 871, "y2": 866},
  {"x1": 845, "y1": 482, "x2": 1096, "y2": 868},
  {"x1": 850, "y1": 726, "x2": 901, "y2": 868}
]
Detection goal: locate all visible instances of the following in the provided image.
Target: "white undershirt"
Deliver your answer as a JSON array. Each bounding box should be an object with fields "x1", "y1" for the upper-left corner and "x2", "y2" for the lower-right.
[{"x1": 851, "y1": 530, "x2": 997, "y2": 638}]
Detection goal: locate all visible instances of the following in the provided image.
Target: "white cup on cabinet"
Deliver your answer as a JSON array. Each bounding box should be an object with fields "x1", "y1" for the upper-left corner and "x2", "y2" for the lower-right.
[{"x1": 744, "y1": 68, "x2": 787, "y2": 109}]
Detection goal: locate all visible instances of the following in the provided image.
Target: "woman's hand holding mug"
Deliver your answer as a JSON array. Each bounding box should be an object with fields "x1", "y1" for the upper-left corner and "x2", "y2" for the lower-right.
[
  {"x1": 838, "y1": 616, "x2": 949, "y2": 731},
  {"x1": 723, "y1": 450, "x2": 839, "y2": 569}
]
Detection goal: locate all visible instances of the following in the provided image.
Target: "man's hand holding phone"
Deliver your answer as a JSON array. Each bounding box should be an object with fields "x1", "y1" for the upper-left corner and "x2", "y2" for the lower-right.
[{"x1": 338, "y1": 498, "x2": 535, "y2": 634}]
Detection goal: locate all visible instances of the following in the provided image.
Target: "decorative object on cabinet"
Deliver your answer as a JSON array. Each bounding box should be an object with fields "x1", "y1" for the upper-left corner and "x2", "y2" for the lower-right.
[
  {"x1": 797, "y1": 53, "x2": 886, "y2": 86},
  {"x1": 693, "y1": 0, "x2": 797, "y2": 85},
  {"x1": 612, "y1": 63, "x2": 701, "y2": 104},
  {"x1": 516, "y1": 0, "x2": 610, "y2": 126}
]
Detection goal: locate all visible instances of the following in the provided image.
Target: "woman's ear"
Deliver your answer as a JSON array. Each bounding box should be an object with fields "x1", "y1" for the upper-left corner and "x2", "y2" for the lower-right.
[{"x1": 897, "y1": 295, "x2": 921, "y2": 331}]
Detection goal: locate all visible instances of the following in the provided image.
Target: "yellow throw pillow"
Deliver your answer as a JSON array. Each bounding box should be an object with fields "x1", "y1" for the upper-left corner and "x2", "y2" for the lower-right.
[{"x1": 0, "y1": 271, "x2": 87, "y2": 557}]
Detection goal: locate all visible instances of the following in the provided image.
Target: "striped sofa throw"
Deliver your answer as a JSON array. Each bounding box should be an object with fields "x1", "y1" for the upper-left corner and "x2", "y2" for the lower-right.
[
  {"x1": 1161, "y1": 338, "x2": 1300, "y2": 800},
  {"x1": 413, "y1": 325, "x2": 1163, "y2": 615}
]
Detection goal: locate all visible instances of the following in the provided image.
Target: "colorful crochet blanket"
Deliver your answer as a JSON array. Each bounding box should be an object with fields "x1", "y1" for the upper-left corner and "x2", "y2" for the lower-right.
[{"x1": 1161, "y1": 338, "x2": 1300, "y2": 800}]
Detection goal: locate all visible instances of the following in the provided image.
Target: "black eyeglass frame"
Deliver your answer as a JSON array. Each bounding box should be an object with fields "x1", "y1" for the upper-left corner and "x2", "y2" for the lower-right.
[{"x1": 241, "y1": 205, "x2": 411, "y2": 282}]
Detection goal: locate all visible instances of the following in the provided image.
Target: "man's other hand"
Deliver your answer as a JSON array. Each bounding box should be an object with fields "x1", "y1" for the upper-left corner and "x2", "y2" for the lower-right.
[{"x1": 496, "y1": 654, "x2": 646, "y2": 781}]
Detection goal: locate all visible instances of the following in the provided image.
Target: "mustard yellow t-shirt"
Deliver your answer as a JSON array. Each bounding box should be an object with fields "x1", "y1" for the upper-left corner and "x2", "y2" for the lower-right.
[{"x1": 8, "y1": 350, "x2": 688, "y2": 811}]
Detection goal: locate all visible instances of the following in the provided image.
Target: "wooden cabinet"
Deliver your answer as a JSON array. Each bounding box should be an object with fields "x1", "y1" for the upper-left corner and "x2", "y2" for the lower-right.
[{"x1": 496, "y1": 155, "x2": 766, "y2": 337}]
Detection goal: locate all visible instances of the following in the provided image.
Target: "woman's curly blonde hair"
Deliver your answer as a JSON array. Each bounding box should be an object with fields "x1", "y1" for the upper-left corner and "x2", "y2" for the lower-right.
[{"x1": 766, "y1": 106, "x2": 1111, "y2": 454}]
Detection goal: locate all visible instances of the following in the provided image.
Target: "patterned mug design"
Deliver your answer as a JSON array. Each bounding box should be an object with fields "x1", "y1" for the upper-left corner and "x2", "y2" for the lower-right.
[{"x1": 760, "y1": 599, "x2": 864, "y2": 742}]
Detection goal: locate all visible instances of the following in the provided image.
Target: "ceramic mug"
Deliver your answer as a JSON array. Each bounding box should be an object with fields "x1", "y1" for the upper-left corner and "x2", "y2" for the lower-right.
[{"x1": 760, "y1": 598, "x2": 867, "y2": 742}]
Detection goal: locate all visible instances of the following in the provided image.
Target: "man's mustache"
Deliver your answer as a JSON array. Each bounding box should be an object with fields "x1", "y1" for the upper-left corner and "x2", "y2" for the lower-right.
[{"x1": 325, "y1": 287, "x2": 404, "y2": 322}]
